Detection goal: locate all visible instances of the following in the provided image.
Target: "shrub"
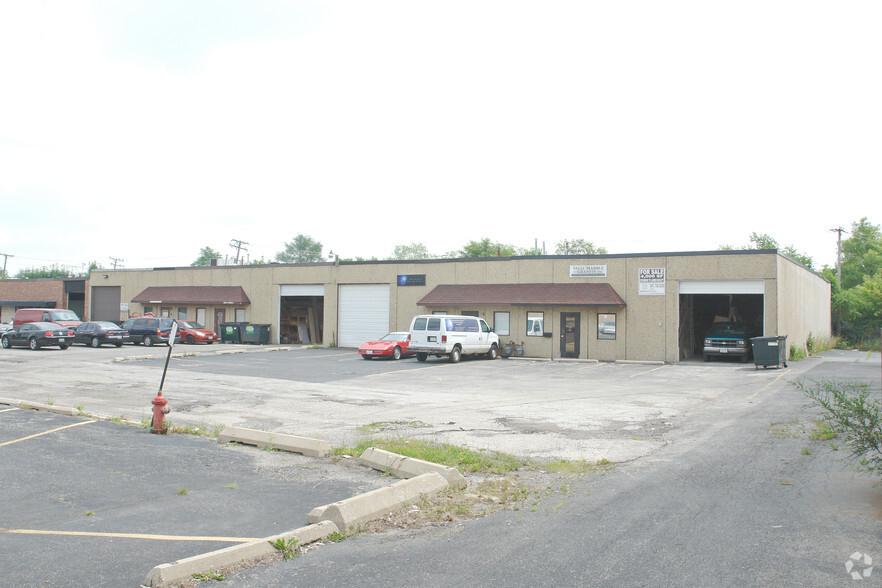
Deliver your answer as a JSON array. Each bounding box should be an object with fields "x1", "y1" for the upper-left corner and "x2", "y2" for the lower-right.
[{"x1": 798, "y1": 378, "x2": 882, "y2": 476}]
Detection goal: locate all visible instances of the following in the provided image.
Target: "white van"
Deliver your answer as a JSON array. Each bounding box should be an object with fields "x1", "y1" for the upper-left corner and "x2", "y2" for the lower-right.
[{"x1": 408, "y1": 314, "x2": 499, "y2": 363}]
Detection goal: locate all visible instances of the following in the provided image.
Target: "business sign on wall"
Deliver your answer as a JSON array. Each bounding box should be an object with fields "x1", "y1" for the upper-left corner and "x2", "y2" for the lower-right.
[
  {"x1": 397, "y1": 274, "x2": 426, "y2": 286},
  {"x1": 638, "y1": 268, "x2": 666, "y2": 295},
  {"x1": 570, "y1": 265, "x2": 607, "y2": 278}
]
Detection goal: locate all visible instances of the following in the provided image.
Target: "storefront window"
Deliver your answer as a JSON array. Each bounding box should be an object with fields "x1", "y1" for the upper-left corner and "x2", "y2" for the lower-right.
[
  {"x1": 598, "y1": 313, "x2": 616, "y2": 340},
  {"x1": 526, "y1": 312, "x2": 544, "y2": 337},
  {"x1": 178, "y1": 307, "x2": 187, "y2": 320}
]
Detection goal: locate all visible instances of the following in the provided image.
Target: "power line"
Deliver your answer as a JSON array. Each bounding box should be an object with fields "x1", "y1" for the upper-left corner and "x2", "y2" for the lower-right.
[{"x1": 109, "y1": 257, "x2": 125, "y2": 270}]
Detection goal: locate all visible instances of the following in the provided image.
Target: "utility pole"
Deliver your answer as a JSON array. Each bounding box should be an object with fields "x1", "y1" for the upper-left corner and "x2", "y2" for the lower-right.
[
  {"x1": 829, "y1": 227, "x2": 846, "y2": 285},
  {"x1": 229, "y1": 239, "x2": 249, "y2": 265},
  {"x1": 829, "y1": 227, "x2": 847, "y2": 337},
  {"x1": 109, "y1": 257, "x2": 125, "y2": 270},
  {"x1": 0, "y1": 252, "x2": 12, "y2": 277}
]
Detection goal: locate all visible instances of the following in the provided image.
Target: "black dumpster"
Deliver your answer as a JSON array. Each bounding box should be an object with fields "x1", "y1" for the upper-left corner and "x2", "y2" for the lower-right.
[
  {"x1": 220, "y1": 322, "x2": 248, "y2": 344},
  {"x1": 241, "y1": 323, "x2": 271, "y2": 344},
  {"x1": 750, "y1": 335, "x2": 788, "y2": 369}
]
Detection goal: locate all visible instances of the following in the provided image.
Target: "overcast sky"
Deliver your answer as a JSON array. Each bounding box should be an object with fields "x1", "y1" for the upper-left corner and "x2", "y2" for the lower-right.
[{"x1": 1, "y1": 1, "x2": 878, "y2": 276}]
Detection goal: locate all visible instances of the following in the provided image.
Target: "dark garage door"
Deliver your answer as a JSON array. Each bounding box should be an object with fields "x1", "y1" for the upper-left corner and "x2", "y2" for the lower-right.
[{"x1": 91, "y1": 286, "x2": 121, "y2": 323}]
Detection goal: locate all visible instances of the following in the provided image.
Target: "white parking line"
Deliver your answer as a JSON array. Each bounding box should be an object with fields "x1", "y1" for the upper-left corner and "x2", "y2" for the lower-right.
[{"x1": 0, "y1": 420, "x2": 95, "y2": 447}]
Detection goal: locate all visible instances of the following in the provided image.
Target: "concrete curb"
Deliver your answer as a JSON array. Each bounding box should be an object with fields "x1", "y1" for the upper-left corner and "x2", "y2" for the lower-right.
[
  {"x1": 615, "y1": 360, "x2": 665, "y2": 366},
  {"x1": 142, "y1": 520, "x2": 339, "y2": 587},
  {"x1": 357, "y1": 447, "x2": 467, "y2": 489},
  {"x1": 0, "y1": 397, "x2": 79, "y2": 417},
  {"x1": 218, "y1": 426, "x2": 330, "y2": 458},
  {"x1": 307, "y1": 471, "x2": 449, "y2": 531}
]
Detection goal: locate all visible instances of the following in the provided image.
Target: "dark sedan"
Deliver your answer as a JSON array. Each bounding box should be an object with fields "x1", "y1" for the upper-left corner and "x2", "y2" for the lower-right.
[
  {"x1": 74, "y1": 321, "x2": 130, "y2": 348},
  {"x1": 1, "y1": 322, "x2": 74, "y2": 350}
]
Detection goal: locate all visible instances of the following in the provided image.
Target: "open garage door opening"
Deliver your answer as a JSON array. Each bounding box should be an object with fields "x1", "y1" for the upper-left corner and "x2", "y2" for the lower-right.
[
  {"x1": 678, "y1": 281, "x2": 764, "y2": 362},
  {"x1": 280, "y1": 285, "x2": 324, "y2": 345}
]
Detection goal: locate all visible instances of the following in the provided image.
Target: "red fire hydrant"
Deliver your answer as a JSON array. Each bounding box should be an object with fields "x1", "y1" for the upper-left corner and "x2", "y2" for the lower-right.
[{"x1": 151, "y1": 392, "x2": 170, "y2": 434}]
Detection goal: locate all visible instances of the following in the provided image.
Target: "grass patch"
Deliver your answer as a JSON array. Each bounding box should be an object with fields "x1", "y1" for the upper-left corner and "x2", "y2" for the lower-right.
[
  {"x1": 808, "y1": 420, "x2": 837, "y2": 441},
  {"x1": 357, "y1": 421, "x2": 431, "y2": 435},
  {"x1": 334, "y1": 437, "x2": 528, "y2": 474},
  {"x1": 161, "y1": 419, "x2": 225, "y2": 438},
  {"x1": 177, "y1": 487, "x2": 189, "y2": 495},
  {"x1": 223, "y1": 482, "x2": 238, "y2": 489},
  {"x1": 541, "y1": 458, "x2": 615, "y2": 475},
  {"x1": 770, "y1": 419, "x2": 802, "y2": 438},
  {"x1": 192, "y1": 569, "x2": 226, "y2": 581},
  {"x1": 268, "y1": 537, "x2": 300, "y2": 559},
  {"x1": 327, "y1": 530, "x2": 348, "y2": 542}
]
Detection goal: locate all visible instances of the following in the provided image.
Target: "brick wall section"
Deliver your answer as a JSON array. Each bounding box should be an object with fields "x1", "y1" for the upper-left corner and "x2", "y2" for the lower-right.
[{"x1": 0, "y1": 279, "x2": 66, "y2": 322}]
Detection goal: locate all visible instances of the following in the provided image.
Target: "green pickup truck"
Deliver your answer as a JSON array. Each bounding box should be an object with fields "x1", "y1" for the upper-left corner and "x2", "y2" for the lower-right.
[{"x1": 703, "y1": 322, "x2": 750, "y2": 362}]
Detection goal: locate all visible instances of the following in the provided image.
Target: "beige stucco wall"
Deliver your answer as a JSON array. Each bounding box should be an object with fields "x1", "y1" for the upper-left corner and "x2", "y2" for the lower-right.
[
  {"x1": 98, "y1": 250, "x2": 830, "y2": 363},
  {"x1": 776, "y1": 256, "x2": 832, "y2": 354}
]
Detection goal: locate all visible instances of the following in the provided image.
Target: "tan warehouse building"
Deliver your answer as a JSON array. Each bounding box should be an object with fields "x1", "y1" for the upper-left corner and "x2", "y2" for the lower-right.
[{"x1": 82, "y1": 249, "x2": 830, "y2": 363}]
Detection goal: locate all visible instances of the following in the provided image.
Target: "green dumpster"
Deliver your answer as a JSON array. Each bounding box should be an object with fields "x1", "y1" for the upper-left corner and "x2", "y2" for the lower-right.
[
  {"x1": 241, "y1": 323, "x2": 271, "y2": 344},
  {"x1": 220, "y1": 322, "x2": 248, "y2": 344},
  {"x1": 750, "y1": 335, "x2": 788, "y2": 369}
]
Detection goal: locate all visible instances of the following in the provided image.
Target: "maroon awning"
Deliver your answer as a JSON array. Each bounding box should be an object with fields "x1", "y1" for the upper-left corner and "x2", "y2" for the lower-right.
[
  {"x1": 131, "y1": 286, "x2": 251, "y2": 305},
  {"x1": 417, "y1": 283, "x2": 625, "y2": 307}
]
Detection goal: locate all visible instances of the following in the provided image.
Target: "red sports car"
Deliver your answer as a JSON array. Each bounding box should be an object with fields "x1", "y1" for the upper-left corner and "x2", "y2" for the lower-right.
[
  {"x1": 358, "y1": 332, "x2": 412, "y2": 360},
  {"x1": 176, "y1": 321, "x2": 218, "y2": 344}
]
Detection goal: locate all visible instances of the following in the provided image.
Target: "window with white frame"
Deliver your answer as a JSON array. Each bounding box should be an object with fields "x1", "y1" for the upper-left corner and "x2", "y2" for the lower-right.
[{"x1": 493, "y1": 311, "x2": 510, "y2": 336}]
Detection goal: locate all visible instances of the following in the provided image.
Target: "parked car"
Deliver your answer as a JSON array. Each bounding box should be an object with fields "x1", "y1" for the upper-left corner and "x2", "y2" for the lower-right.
[
  {"x1": 176, "y1": 321, "x2": 218, "y2": 344},
  {"x1": 0, "y1": 323, "x2": 11, "y2": 334},
  {"x1": 74, "y1": 321, "x2": 130, "y2": 348},
  {"x1": 13, "y1": 308, "x2": 82, "y2": 330},
  {"x1": 121, "y1": 316, "x2": 180, "y2": 346},
  {"x1": 1, "y1": 322, "x2": 74, "y2": 350},
  {"x1": 358, "y1": 332, "x2": 412, "y2": 360},
  {"x1": 703, "y1": 322, "x2": 750, "y2": 362},
  {"x1": 408, "y1": 314, "x2": 499, "y2": 363}
]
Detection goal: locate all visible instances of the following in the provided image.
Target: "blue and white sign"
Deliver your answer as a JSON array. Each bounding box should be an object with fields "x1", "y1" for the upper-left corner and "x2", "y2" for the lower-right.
[{"x1": 397, "y1": 274, "x2": 426, "y2": 286}]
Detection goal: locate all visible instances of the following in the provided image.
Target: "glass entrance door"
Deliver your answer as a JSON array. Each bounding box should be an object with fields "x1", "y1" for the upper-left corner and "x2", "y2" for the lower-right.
[{"x1": 560, "y1": 312, "x2": 580, "y2": 358}]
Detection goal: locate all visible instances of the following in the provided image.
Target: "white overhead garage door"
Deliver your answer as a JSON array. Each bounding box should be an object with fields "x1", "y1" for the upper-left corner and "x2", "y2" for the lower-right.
[
  {"x1": 338, "y1": 284, "x2": 390, "y2": 347},
  {"x1": 679, "y1": 280, "x2": 765, "y2": 295}
]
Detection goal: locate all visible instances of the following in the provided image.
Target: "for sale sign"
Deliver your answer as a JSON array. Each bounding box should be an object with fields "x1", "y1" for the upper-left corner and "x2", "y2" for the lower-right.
[{"x1": 638, "y1": 268, "x2": 665, "y2": 295}]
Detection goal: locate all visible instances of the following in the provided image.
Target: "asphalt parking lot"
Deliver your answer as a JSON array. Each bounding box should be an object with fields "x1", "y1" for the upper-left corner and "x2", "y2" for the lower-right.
[
  {"x1": 0, "y1": 404, "x2": 388, "y2": 587},
  {"x1": 2, "y1": 343, "x2": 879, "y2": 586}
]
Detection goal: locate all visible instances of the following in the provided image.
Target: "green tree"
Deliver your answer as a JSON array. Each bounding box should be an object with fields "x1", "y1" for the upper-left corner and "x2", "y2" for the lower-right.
[
  {"x1": 390, "y1": 243, "x2": 431, "y2": 260},
  {"x1": 15, "y1": 264, "x2": 80, "y2": 279},
  {"x1": 191, "y1": 246, "x2": 223, "y2": 266},
  {"x1": 839, "y1": 269, "x2": 882, "y2": 340},
  {"x1": 555, "y1": 239, "x2": 608, "y2": 255},
  {"x1": 720, "y1": 232, "x2": 814, "y2": 269},
  {"x1": 275, "y1": 234, "x2": 324, "y2": 263},
  {"x1": 840, "y1": 218, "x2": 882, "y2": 290},
  {"x1": 460, "y1": 238, "x2": 518, "y2": 258}
]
